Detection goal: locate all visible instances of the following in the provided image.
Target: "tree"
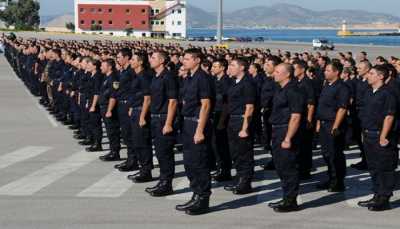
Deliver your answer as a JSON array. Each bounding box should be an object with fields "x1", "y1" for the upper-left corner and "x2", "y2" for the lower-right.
[
  {"x1": 65, "y1": 22, "x2": 75, "y2": 32},
  {"x1": 0, "y1": 0, "x2": 40, "y2": 30}
]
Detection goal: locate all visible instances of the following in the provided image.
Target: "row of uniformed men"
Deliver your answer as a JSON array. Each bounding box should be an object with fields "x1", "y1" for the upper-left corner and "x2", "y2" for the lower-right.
[{"x1": 4, "y1": 41, "x2": 399, "y2": 214}]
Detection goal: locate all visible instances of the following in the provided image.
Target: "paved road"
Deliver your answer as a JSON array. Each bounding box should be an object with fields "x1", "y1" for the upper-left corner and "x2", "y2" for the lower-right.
[{"x1": 0, "y1": 55, "x2": 400, "y2": 229}]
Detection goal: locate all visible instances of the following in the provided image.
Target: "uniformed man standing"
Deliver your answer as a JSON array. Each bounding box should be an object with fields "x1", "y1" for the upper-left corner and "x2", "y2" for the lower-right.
[
  {"x1": 98, "y1": 59, "x2": 122, "y2": 161},
  {"x1": 293, "y1": 60, "x2": 316, "y2": 180},
  {"x1": 316, "y1": 62, "x2": 350, "y2": 192},
  {"x1": 357, "y1": 65, "x2": 398, "y2": 211},
  {"x1": 145, "y1": 51, "x2": 178, "y2": 196},
  {"x1": 77, "y1": 57, "x2": 93, "y2": 146},
  {"x1": 351, "y1": 60, "x2": 372, "y2": 170},
  {"x1": 210, "y1": 59, "x2": 233, "y2": 182},
  {"x1": 261, "y1": 56, "x2": 281, "y2": 170},
  {"x1": 112, "y1": 48, "x2": 139, "y2": 171},
  {"x1": 223, "y1": 58, "x2": 256, "y2": 195},
  {"x1": 126, "y1": 52, "x2": 154, "y2": 183},
  {"x1": 176, "y1": 48, "x2": 214, "y2": 215},
  {"x1": 268, "y1": 63, "x2": 305, "y2": 212},
  {"x1": 85, "y1": 58, "x2": 104, "y2": 152}
]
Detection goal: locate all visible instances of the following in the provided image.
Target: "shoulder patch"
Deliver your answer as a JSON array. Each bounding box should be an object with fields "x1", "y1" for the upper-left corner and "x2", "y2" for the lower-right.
[{"x1": 113, "y1": 82, "x2": 120, "y2": 90}]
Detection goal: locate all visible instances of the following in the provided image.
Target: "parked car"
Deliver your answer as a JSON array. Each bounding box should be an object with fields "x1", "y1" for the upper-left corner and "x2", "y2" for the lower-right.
[
  {"x1": 254, "y1": 37, "x2": 265, "y2": 42},
  {"x1": 312, "y1": 39, "x2": 335, "y2": 50}
]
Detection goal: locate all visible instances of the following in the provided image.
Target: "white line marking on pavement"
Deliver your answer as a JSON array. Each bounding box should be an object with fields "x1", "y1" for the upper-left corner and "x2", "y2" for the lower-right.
[
  {"x1": 0, "y1": 150, "x2": 98, "y2": 196},
  {"x1": 0, "y1": 146, "x2": 52, "y2": 170},
  {"x1": 77, "y1": 170, "x2": 134, "y2": 198}
]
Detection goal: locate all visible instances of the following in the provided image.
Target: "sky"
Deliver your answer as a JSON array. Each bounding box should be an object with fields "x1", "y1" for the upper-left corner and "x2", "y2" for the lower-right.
[{"x1": 39, "y1": 0, "x2": 400, "y2": 16}]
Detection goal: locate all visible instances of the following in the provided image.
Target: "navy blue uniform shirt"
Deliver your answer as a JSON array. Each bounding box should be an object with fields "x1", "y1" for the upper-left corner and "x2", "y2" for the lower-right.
[
  {"x1": 316, "y1": 79, "x2": 350, "y2": 121},
  {"x1": 111, "y1": 67, "x2": 134, "y2": 101},
  {"x1": 214, "y1": 75, "x2": 233, "y2": 112},
  {"x1": 269, "y1": 80, "x2": 305, "y2": 125},
  {"x1": 99, "y1": 72, "x2": 119, "y2": 106},
  {"x1": 228, "y1": 75, "x2": 257, "y2": 116},
  {"x1": 128, "y1": 70, "x2": 153, "y2": 109},
  {"x1": 361, "y1": 86, "x2": 396, "y2": 131},
  {"x1": 181, "y1": 68, "x2": 214, "y2": 117},
  {"x1": 150, "y1": 69, "x2": 179, "y2": 114}
]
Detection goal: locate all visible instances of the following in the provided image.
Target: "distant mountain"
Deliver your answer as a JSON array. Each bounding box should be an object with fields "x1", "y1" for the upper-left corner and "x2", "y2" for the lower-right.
[
  {"x1": 189, "y1": 3, "x2": 400, "y2": 28},
  {"x1": 39, "y1": 4, "x2": 400, "y2": 29},
  {"x1": 187, "y1": 5, "x2": 215, "y2": 28}
]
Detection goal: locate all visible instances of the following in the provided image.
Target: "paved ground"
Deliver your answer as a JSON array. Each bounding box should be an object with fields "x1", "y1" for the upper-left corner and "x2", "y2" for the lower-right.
[
  {"x1": 0, "y1": 54, "x2": 400, "y2": 229},
  {"x1": 10, "y1": 31, "x2": 400, "y2": 60}
]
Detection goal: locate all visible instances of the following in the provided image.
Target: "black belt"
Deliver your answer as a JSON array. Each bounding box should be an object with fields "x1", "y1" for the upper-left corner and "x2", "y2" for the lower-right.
[
  {"x1": 184, "y1": 116, "x2": 198, "y2": 122},
  {"x1": 272, "y1": 124, "x2": 288, "y2": 128},
  {"x1": 230, "y1": 115, "x2": 244, "y2": 119},
  {"x1": 118, "y1": 100, "x2": 129, "y2": 104},
  {"x1": 320, "y1": 120, "x2": 334, "y2": 124},
  {"x1": 151, "y1": 114, "x2": 167, "y2": 118},
  {"x1": 364, "y1": 129, "x2": 380, "y2": 135},
  {"x1": 131, "y1": 107, "x2": 142, "y2": 111}
]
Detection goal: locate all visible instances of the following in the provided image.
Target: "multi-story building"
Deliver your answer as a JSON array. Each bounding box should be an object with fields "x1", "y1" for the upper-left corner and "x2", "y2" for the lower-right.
[{"x1": 74, "y1": 0, "x2": 186, "y2": 38}]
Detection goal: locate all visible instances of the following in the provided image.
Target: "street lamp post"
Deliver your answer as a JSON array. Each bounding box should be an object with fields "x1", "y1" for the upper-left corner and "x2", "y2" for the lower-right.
[{"x1": 217, "y1": 0, "x2": 223, "y2": 44}]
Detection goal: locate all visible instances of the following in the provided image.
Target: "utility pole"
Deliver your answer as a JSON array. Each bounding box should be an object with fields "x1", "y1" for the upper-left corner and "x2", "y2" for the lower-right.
[{"x1": 216, "y1": 0, "x2": 223, "y2": 44}]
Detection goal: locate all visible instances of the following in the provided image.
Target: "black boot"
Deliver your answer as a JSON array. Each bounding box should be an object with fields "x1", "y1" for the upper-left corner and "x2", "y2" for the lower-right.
[
  {"x1": 268, "y1": 199, "x2": 284, "y2": 208},
  {"x1": 145, "y1": 181, "x2": 162, "y2": 194},
  {"x1": 358, "y1": 195, "x2": 378, "y2": 208},
  {"x1": 86, "y1": 142, "x2": 103, "y2": 152},
  {"x1": 114, "y1": 160, "x2": 127, "y2": 169},
  {"x1": 73, "y1": 134, "x2": 86, "y2": 140},
  {"x1": 176, "y1": 194, "x2": 197, "y2": 211},
  {"x1": 79, "y1": 138, "x2": 94, "y2": 146},
  {"x1": 223, "y1": 183, "x2": 237, "y2": 192},
  {"x1": 350, "y1": 161, "x2": 368, "y2": 171},
  {"x1": 118, "y1": 158, "x2": 139, "y2": 172},
  {"x1": 69, "y1": 125, "x2": 80, "y2": 130},
  {"x1": 368, "y1": 196, "x2": 391, "y2": 211},
  {"x1": 328, "y1": 181, "x2": 345, "y2": 193},
  {"x1": 185, "y1": 195, "x2": 210, "y2": 216},
  {"x1": 132, "y1": 171, "x2": 153, "y2": 183},
  {"x1": 212, "y1": 169, "x2": 232, "y2": 182},
  {"x1": 99, "y1": 151, "x2": 120, "y2": 162},
  {"x1": 232, "y1": 177, "x2": 252, "y2": 195},
  {"x1": 262, "y1": 160, "x2": 275, "y2": 171},
  {"x1": 148, "y1": 180, "x2": 173, "y2": 197},
  {"x1": 273, "y1": 197, "x2": 299, "y2": 213}
]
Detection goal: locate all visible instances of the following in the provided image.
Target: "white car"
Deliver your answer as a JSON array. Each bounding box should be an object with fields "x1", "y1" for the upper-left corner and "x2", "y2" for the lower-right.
[{"x1": 312, "y1": 39, "x2": 335, "y2": 50}]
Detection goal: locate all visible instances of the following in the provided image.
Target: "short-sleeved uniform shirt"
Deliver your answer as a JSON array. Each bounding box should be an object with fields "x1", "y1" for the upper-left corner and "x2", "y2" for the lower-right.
[
  {"x1": 355, "y1": 77, "x2": 370, "y2": 119},
  {"x1": 128, "y1": 70, "x2": 153, "y2": 109},
  {"x1": 99, "y1": 72, "x2": 119, "y2": 106},
  {"x1": 228, "y1": 75, "x2": 257, "y2": 116},
  {"x1": 260, "y1": 76, "x2": 276, "y2": 110},
  {"x1": 150, "y1": 69, "x2": 179, "y2": 114},
  {"x1": 181, "y1": 69, "x2": 214, "y2": 117},
  {"x1": 88, "y1": 72, "x2": 104, "y2": 102},
  {"x1": 361, "y1": 85, "x2": 397, "y2": 131},
  {"x1": 111, "y1": 67, "x2": 134, "y2": 101},
  {"x1": 214, "y1": 75, "x2": 233, "y2": 112},
  {"x1": 269, "y1": 80, "x2": 305, "y2": 125},
  {"x1": 316, "y1": 79, "x2": 350, "y2": 121}
]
